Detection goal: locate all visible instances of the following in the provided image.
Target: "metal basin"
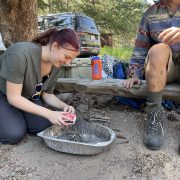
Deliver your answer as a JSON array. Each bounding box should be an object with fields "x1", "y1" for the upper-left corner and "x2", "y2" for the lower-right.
[{"x1": 37, "y1": 120, "x2": 116, "y2": 155}]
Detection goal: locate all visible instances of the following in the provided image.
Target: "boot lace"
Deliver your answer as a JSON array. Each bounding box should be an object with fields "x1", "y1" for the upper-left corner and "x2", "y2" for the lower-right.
[{"x1": 148, "y1": 107, "x2": 164, "y2": 136}]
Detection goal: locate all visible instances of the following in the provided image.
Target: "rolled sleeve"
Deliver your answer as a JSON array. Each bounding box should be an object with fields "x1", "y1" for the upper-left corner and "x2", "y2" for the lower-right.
[{"x1": 0, "y1": 54, "x2": 26, "y2": 84}]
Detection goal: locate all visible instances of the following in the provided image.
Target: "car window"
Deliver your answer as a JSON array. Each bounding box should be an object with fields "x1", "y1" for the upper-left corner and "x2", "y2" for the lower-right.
[
  {"x1": 39, "y1": 16, "x2": 55, "y2": 31},
  {"x1": 76, "y1": 16, "x2": 96, "y2": 30},
  {"x1": 76, "y1": 16, "x2": 99, "y2": 34},
  {"x1": 50, "y1": 16, "x2": 75, "y2": 29}
]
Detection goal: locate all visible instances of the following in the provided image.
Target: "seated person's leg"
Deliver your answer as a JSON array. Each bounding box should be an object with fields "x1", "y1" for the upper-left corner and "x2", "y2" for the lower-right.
[
  {"x1": 23, "y1": 99, "x2": 51, "y2": 135},
  {"x1": 144, "y1": 43, "x2": 173, "y2": 150},
  {"x1": 0, "y1": 92, "x2": 27, "y2": 144},
  {"x1": 145, "y1": 43, "x2": 172, "y2": 105}
]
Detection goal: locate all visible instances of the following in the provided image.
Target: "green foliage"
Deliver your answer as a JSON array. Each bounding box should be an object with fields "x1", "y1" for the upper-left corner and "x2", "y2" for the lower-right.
[
  {"x1": 37, "y1": 0, "x2": 147, "y2": 43},
  {"x1": 38, "y1": 0, "x2": 81, "y2": 14},
  {"x1": 78, "y1": 0, "x2": 145, "y2": 38},
  {"x1": 100, "y1": 46, "x2": 133, "y2": 61},
  {"x1": 38, "y1": 0, "x2": 49, "y2": 15}
]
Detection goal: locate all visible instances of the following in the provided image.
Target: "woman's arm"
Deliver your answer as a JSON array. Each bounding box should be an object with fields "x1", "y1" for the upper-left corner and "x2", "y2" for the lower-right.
[
  {"x1": 42, "y1": 92, "x2": 75, "y2": 113},
  {"x1": 6, "y1": 81, "x2": 72, "y2": 126}
]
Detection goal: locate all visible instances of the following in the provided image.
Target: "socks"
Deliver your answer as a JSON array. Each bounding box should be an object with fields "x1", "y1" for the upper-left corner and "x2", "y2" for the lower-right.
[{"x1": 147, "y1": 91, "x2": 163, "y2": 107}]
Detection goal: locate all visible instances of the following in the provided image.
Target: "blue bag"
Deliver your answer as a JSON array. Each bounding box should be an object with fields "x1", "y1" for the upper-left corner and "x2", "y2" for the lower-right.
[
  {"x1": 113, "y1": 62, "x2": 126, "y2": 79},
  {"x1": 114, "y1": 96, "x2": 146, "y2": 109}
]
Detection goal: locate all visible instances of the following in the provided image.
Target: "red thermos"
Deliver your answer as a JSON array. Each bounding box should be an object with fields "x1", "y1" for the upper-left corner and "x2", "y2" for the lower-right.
[{"x1": 91, "y1": 56, "x2": 102, "y2": 80}]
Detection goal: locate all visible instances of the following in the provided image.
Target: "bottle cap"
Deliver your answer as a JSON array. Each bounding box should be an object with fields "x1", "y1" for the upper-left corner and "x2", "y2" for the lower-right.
[{"x1": 91, "y1": 56, "x2": 100, "y2": 61}]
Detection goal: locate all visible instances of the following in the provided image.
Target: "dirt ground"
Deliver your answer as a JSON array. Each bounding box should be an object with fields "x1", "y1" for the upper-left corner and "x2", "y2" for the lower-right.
[{"x1": 0, "y1": 93, "x2": 180, "y2": 180}]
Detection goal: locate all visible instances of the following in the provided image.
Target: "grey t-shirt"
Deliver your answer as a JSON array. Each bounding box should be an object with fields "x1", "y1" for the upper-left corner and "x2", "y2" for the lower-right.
[{"x1": 0, "y1": 42, "x2": 60, "y2": 99}]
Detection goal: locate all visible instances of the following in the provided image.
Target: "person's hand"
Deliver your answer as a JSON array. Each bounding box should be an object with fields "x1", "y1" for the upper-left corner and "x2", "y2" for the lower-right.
[
  {"x1": 63, "y1": 104, "x2": 75, "y2": 113},
  {"x1": 46, "y1": 111, "x2": 73, "y2": 126},
  {"x1": 158, "y1": 27, "x2": 180, "y2": 45},
  {"x1": 123, "y1": 77, "x2": 141, "y2": 89}
]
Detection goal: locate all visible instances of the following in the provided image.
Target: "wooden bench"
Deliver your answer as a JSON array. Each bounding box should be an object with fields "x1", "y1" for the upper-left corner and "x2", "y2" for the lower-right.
[{"x1": 55, "y1": 78, "x2": 180, "y2": 101}]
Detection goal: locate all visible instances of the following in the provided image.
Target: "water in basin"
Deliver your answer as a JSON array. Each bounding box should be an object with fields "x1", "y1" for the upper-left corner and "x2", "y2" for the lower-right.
[{"x1": 57, "y1": 132, "x2": 106, "y2": 144}]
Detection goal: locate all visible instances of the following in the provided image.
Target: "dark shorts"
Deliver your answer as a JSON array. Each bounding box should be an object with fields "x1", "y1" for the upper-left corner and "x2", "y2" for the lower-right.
[{"x1": 0, "y1": 91, "x2": 51, "y2": 144}]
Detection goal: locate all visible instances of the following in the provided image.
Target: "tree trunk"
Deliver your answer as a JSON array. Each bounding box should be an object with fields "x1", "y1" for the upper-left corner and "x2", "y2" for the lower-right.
[
  {"x1": 66, "y1": 0, "x2": 68, "y2": 10},
  {"x1": 0, "y1": 0, "x2": 38, "y2": 47},
  {"x1": 48, "y1": 0, "x2": 51, "y2": 13},
  {"x1": 100, "y1": 33, "x2": 113, "y2": 47}
]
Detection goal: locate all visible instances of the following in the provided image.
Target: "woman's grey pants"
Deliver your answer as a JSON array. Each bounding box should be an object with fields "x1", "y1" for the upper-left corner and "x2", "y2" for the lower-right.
[{"x1": 0, "y1": 91, "x2": 51, "y2": 144}]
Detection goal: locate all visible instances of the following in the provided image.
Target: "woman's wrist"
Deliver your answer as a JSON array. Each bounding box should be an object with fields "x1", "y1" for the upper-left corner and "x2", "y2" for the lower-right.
[{"x1": 39, "y1": 107, "x2": 52, "y2": 118}]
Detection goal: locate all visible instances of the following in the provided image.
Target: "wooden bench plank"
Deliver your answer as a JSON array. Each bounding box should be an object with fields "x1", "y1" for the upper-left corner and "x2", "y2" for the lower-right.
[{"x1": 55, "y1": 78, "x2": 180, "y2": 101}]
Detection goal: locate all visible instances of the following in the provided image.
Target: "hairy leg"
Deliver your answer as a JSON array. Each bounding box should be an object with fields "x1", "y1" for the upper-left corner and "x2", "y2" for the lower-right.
[{"x1": 145, "y1": 43, "x2": 171, "y2": 92}]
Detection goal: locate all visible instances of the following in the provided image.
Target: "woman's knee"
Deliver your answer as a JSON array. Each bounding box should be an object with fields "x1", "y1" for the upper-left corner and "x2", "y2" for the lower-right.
[
  {"x1": 1, "y1": 128, "x2": 26, "y2": 144},
  {"x1": 27, "y1": 119, "x2": 51, "y2": 135},
  {"x1": 148, "y1": 43, "x2": 171, "y2": 65}
]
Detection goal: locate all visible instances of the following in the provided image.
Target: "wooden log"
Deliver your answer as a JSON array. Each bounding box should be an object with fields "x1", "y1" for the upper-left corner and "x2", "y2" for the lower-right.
[{"x1": 55, "y1": 78, "x2": 180, "y2": 101}]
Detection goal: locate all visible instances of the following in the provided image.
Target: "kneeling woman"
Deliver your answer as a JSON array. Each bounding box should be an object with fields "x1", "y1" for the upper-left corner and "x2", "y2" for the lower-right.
[{"x1": 0, "y1": 28, "x2": 80, "y2": 144}]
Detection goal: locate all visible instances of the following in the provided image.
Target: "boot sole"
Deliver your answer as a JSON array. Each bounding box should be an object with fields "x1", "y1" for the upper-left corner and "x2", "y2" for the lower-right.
[{"x1": 145, "y1": 144, "x2": 163, "y2": 150}]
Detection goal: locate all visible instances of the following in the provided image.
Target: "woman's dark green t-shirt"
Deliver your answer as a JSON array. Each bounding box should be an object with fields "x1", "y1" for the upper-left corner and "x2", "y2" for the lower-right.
[{"x1": 0, "y1": 42, "x2": 60, "y2": 99}]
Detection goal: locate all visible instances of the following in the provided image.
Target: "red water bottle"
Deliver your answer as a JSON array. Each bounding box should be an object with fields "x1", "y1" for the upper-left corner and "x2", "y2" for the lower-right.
[{"x1": 91, "y1": 56, "x2": 102, "y2": 80}]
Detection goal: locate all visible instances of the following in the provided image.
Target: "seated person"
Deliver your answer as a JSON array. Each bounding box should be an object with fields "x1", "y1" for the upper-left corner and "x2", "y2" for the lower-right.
[{"x1": 123, "y1": 0, "x2": 180, "y2": 152}]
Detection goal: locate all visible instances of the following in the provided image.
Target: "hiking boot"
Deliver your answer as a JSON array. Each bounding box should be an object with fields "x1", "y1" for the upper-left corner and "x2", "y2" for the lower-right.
[{"x1": 143, "y1": 103, "x2": 165, "y2": 150}]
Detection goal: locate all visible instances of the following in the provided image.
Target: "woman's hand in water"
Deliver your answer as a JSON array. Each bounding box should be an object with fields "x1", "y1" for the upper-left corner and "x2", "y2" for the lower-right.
[{"x1": 46, "y1": 110, "x2": 73, "y2": 126}]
